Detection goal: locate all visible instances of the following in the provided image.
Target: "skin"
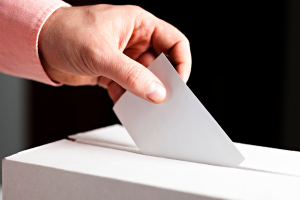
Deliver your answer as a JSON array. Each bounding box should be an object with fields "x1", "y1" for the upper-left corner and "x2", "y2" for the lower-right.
[{"x1": 39, "y1": 4, "x2": 192, "y2": 104}]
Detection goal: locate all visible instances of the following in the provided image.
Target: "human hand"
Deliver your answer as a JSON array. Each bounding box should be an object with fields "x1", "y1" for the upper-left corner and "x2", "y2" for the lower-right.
[{"x1": 39, "y1": 4, "x2": 191, "y2": 104}]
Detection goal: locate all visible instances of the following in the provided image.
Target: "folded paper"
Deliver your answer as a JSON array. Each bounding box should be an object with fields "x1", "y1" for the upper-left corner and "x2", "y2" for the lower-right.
[{"x1": 113, "y1": 54, "x2": 244, "y2": 167}]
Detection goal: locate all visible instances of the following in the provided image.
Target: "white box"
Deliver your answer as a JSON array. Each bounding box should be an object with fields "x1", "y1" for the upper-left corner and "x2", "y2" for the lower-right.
[{"x1": 3, "y1": 125, "x2": 300, "y2": 200}]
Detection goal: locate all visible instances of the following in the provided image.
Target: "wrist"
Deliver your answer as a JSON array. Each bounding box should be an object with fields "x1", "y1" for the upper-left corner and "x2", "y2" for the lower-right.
[
  {"x1": 38, "y1": 6, "x2": 68, "y2": 72},
  {"x1": 38, "y1": 6, "x2": 70, "y2": 83}
]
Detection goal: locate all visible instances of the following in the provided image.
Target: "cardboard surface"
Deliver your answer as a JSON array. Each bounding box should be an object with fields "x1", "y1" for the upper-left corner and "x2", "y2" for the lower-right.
[
  {"x1": 114, "y1": 54, "x2": 244, "y2": 167},
  {"x1": 3, "y1": 125, "x2": 300, "y2": 200}
]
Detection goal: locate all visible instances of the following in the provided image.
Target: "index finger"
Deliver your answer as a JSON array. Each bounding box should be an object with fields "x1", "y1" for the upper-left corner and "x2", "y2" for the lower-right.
[{"x1": 151, "y1": 18, "x2": 192, "y2": 82}]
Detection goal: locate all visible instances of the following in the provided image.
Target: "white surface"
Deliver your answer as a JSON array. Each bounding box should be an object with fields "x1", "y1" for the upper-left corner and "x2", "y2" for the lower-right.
[
  {"x1": 113, "y1": 54, "x2": 244, "y2": 167},
  {"x1": 71, "y1": 125, "x2": 300, "y2": 177},
  {"x1": 3, "y1": 139, "x2": 300, "y2": 200},
  {"x1": 69, "y1": 125, "x2": 141, "y2": 154},
  {"x1": 0, "y1": 185, "x2": 2, "y2": 200},
  {"x1": 237, "y1": 143, "x2": 300, "y2": 177}
]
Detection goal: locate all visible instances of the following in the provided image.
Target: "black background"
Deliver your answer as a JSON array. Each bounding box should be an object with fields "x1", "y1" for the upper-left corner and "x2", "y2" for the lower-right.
[{"x1": 29, "y1": 0, "x2": 300, "y2": 151}]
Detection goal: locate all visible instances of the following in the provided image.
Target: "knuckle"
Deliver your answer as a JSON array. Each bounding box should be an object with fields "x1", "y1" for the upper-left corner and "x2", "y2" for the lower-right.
[
  {"x1": 124, "y1": 64, "x2": 145, "y2": 89},
  {"x1": 128, "y1": 5, "x2": 142, "y2": 11},
  {"x1": 180, "y1": 35, "x2": 190, "y2": 46},
  {"x1": 184, "y1": 36, "x2": 190, "y2": 46},
  {"x1": 125, "y1": 5, "x2": 145, "y2": 14}
]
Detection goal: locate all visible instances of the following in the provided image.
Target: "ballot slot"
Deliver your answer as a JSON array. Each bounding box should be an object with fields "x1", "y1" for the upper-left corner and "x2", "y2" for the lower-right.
[
  {"x1": 68, "y1": 124, "x2": 142, "y2": 154},
  {"x1": 69, "y1": 124, "x2": 300, "y2": 178},
  {"x1": 69, "y1": 124, "x2": 142, "y2": 154}
]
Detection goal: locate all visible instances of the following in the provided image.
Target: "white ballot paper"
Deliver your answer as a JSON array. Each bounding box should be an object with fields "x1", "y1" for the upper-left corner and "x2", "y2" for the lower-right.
[{"x1": 113, "y1": 54, "x2": 244, "y2": 167}]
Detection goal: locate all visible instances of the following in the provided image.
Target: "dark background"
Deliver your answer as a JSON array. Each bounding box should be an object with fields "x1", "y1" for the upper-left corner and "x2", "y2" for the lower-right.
[{"x1": 28, "y1": 0, "x2": 300, "y2": 151}]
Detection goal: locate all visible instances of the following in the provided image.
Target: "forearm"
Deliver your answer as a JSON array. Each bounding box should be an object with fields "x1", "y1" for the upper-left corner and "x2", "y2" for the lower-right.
[{"x1": 0, "y1": 0, "x2": 70, "y2": 85}]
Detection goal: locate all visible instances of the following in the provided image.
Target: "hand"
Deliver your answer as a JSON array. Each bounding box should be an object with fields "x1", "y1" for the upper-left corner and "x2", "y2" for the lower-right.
[{"x1": 39, "y1": 4, "x2": 191, "y2": 104}]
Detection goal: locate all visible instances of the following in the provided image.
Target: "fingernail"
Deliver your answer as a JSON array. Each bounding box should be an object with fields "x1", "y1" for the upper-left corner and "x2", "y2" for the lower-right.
[{"x1": 147, "y1": 81, "x2": 166, "y2": 102}]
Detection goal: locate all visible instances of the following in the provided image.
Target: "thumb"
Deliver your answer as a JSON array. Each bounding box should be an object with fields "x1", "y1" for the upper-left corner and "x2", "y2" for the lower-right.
[{"x1": 104, "y1": 51, "x2": 166, "y2": 104}]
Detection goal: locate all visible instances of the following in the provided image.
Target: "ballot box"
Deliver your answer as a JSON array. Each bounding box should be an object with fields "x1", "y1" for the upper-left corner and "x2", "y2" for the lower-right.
[{"x1": 2, "y1": 124, "x2": 300, "y2": 200}]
